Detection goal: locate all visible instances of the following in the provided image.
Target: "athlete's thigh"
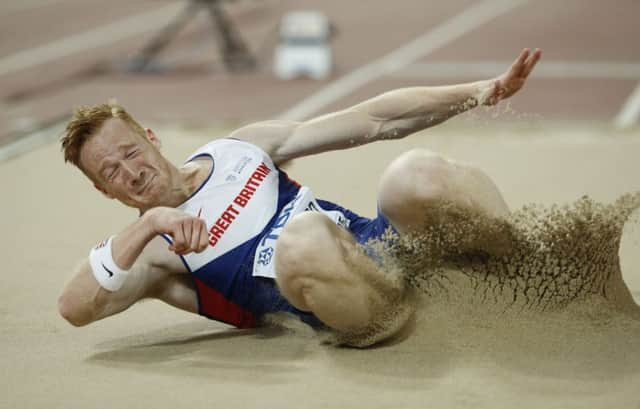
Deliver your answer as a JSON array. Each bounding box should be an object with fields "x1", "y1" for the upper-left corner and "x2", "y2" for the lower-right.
[
  {"x1": 275, "y1": 212, "x2": 366, "y2": 303},
  {"x1": 275, "y1": 212, "x2": 389, "y2": 327}
]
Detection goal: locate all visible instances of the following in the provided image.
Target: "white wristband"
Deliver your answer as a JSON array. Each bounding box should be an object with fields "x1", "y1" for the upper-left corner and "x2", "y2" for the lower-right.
[{"x1": 89, "y1": 236, "x2": 129, "y2": 292}]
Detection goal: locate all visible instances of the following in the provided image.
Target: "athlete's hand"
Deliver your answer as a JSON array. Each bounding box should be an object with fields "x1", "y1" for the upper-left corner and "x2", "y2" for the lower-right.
[
  {"x1": 484, "y1": 48, "x2": 541, "y2": 106},
  {"x1": 147, "y1": 207, "x2": 208, "y2": 255}
]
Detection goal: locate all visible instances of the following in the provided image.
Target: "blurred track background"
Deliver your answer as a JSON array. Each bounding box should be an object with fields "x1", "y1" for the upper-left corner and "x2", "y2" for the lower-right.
[{"x1": 1, "y1": 0, "x2": 639, "y2": 155}]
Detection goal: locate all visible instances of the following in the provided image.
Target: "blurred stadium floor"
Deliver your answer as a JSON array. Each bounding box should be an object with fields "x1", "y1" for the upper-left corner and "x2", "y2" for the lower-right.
[{"x1": 1, "y1": 0, "x2": 639, "y2": 154}]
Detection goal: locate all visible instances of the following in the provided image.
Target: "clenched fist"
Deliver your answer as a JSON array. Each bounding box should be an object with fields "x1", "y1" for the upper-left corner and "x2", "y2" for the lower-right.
[{"x1": 147, "y1": 207, "x2": 208, "y2": 255}]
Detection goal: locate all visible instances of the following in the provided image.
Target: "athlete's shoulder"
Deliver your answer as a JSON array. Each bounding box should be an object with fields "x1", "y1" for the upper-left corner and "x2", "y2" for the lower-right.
[
  {"x1": 186, "y1": 137, "x2": 272, "y2": 163},
  {"x1": 228, "y1": 120, "x2": 299, "y2": 164}
]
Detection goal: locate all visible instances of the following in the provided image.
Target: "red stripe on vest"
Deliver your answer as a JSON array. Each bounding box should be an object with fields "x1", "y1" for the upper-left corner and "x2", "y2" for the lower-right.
[
  {"x1": 193, "y1": 278, "x2": 257, "y2": 329},
  {"x1": 285, "y1": 174, "x2": 301, "y2": 188}
]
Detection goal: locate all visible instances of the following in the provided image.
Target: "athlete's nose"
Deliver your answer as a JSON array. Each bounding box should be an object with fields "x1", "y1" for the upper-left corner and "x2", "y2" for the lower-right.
[
  {"x1": 131, "y1": 169, "x2": 145, "y2": 188},
  {"x1": 120, "y1": 160, "x2": 142, "y2": 187}
]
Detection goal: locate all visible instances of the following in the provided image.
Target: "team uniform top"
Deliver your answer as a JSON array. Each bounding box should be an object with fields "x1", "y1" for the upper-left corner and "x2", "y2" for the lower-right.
[{"x1": 167, "y1": 138, "x2": 393, "y2": 328}]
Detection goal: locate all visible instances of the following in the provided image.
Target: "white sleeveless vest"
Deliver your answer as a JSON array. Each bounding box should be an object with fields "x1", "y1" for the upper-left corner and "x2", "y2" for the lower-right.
[{"x1": 167, "y1": 139, "x2": 349, "y2": 279}]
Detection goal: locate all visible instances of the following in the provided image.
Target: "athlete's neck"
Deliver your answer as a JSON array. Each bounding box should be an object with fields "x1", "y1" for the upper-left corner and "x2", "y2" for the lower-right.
[
  {"x1": 177, "y1": 157, "x2": 213, "y2": 201},
  {"x1": 183, "y1": 157, "x2": 212, "y2": 191}
]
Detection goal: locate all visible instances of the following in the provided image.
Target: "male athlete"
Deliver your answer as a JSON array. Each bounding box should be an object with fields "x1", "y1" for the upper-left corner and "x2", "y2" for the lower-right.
[{"x1": 58, "y1": 49, "x2": 541, "y2": 346}]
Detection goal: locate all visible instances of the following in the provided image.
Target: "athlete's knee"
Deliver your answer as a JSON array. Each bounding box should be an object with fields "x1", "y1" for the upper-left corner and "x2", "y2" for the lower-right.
[
  {"x1": 281, "y1": 210, "x2": 335, "y2": 250},
  {"x1": 379, "y1": 149, "x2": 456, "y2": 212},
  {"x1": 283, "y1": 211, "x2": 335, "y2": 240}
]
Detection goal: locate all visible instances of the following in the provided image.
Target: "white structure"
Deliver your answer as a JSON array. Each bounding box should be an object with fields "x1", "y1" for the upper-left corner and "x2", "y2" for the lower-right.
[{"x1": 273, "y1": 11, "x2": 332, "y2": 80}]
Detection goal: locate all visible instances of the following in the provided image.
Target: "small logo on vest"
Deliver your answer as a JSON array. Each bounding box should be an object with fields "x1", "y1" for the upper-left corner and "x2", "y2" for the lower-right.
[{"x1": 257, "y1": 247, "x2": 274, "y2": 266}]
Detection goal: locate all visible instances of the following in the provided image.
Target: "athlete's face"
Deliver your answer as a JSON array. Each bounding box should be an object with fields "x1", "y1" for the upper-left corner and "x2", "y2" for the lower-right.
[{"x1": 79, "y1": 118, "x2": 174, "y2": 210}]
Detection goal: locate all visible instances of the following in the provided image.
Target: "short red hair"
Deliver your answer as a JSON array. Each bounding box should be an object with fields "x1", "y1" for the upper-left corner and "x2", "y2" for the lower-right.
[{"x1": 61, "y1": 102, "x2": 146, "y2": 170}]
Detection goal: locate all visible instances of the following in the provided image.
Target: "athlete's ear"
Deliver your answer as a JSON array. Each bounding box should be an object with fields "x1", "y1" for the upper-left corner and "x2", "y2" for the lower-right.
[
  {"x1": 145, "y1": 128, "x2": 161, "y2": 149},
  {"x1": 93, "y1": 182, "x2": 114, "y2": 199}
]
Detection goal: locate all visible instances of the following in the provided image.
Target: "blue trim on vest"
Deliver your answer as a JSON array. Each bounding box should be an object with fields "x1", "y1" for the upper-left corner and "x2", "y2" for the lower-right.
[{"x1": 181, "y1": 153, "x2": 215, "y2": 203}]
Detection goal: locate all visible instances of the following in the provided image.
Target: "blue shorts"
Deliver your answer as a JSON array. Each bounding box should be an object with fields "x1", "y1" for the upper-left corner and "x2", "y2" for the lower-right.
[{"x1": 250, "y1": 200, "x2": 397, "y2": 327}]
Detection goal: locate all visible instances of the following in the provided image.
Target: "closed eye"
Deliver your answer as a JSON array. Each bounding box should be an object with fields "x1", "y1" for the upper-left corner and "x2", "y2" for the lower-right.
[
  {"x1": 108, "y1": 165, "x2": 119, "y2": 181},
  {"x1": 125, "y1": 149, "x2": 138, "y2": 159}
]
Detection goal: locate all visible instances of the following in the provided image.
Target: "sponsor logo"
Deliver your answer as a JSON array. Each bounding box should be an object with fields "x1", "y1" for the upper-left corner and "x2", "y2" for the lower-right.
[
  {"x1": 232, "y1": 156, "x2": 252, "y2": 174},
  {"x1": 252, "y1": 188, "x2": 350, "y2": 278},
  {"x1": 335, "y1": 214, "x2": 349, "y2": 228},
  {"x1": 208, "y1": 162, "x2": 272, "y2": 247},
  {"x1": 259, "y1": 192, "x2": 302, "y2": 248},
  {"x1": 101, "y1": 263, "x2": 114, "y2": 278},
  {"x1": 257, "y1": 247, "x2": 274, "y2": 266}
]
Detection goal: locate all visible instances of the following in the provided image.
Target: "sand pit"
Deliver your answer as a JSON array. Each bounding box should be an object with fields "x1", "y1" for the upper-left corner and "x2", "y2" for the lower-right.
[{"x1": 1, "y1": 122, "x2": 639, "y2": 408}]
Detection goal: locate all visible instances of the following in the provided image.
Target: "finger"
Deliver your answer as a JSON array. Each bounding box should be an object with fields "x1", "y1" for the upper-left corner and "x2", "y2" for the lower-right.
[
  {"x1": 182, "y1": 220, "x2": 193, "y2": 252},
  {"x1": 172, "y1": 226, "x2": 188, "y2": 254},
  {"x1": 189, "y1": 218, "x2": 202, "y2": 254},
  {"x1": 168, "y1": 230, "x2": 179, "y2": 252},
  {"x1": 182, "y1": 219, "x2": 192, "y2": 244},
  {"x1": 510, "y1": 48, "x2": 529, "y2": 76},
  {"x1": 169, "y1": 237, "x2": 183, "y2": 253},
  {"x1": 523, "y1": 48, "x2": 541, "y2": 77},
  {"x1": 198, "y1": 220, "x2": 208, "y2": 252},
  {"x1": 172, "y1": 237, "x2": 185, "y2": 254}
]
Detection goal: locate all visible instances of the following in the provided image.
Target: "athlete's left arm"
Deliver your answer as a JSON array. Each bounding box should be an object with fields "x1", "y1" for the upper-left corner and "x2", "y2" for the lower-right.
[{"x1": 233, "y1": 48, "x2": 540, "y2": 165}]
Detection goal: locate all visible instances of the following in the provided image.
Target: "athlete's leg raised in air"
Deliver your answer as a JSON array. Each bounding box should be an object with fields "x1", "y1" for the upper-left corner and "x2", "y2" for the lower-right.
[
  {"x1": 275, "y1": 212, "x2": 410, "y2": 345},
  {"x1": 377, "y1": 148, "x2": 511, "y2": 255},
  {"x1": 274, "y1": 149, "x2": 510, "y2": 345}
]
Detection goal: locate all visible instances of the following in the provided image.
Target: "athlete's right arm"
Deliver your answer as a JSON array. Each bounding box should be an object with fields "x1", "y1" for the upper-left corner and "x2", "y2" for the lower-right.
[{"x1": 58, "y1": 207, "x2": 208, "y2": 326}]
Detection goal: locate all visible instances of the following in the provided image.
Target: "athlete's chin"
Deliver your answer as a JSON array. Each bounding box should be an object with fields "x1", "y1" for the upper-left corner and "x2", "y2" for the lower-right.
[
  {"x1": 127, "y1": 190, "x2": 162, "y2": 210},
  {"x1": 137, "y1": 193, "x2": 162, "y2": 209}
]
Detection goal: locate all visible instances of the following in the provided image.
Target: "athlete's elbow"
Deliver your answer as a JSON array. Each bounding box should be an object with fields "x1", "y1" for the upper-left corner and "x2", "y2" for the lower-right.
[{"x1": 57, "y1": 294, "x2": 93, "y2": 327}]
